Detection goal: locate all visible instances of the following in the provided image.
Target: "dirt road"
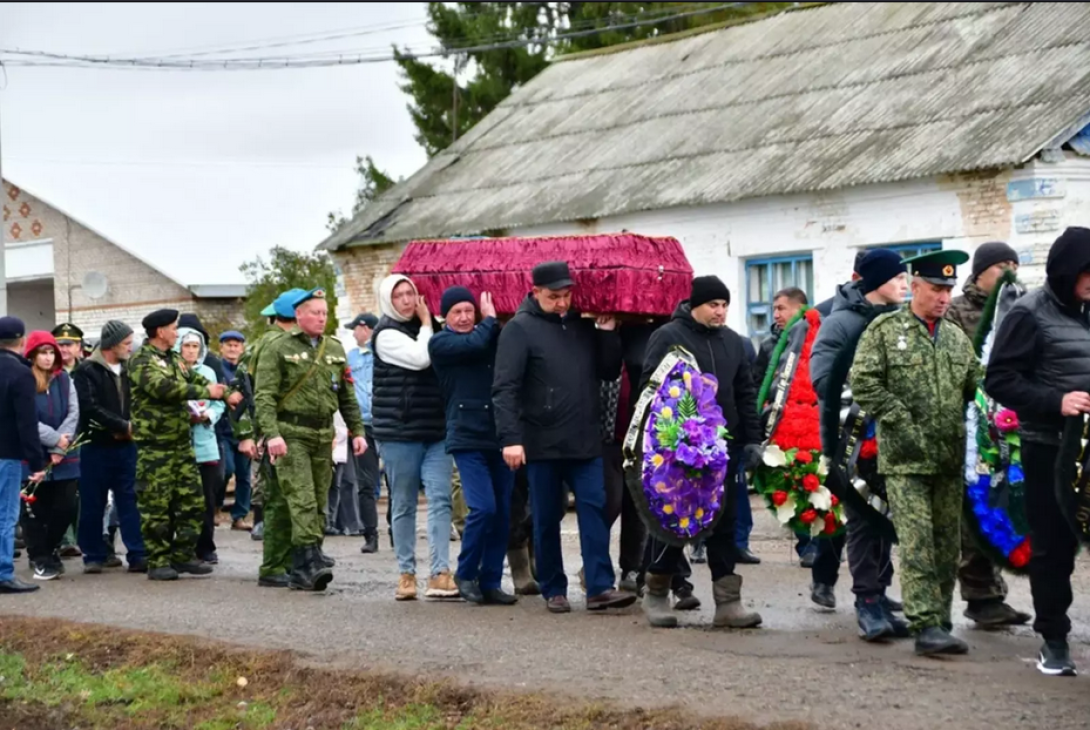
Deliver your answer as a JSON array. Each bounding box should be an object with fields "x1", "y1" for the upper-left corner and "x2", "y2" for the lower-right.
[{"x1": 3, "y1": 498, "x2": 1088, "y2": 729}]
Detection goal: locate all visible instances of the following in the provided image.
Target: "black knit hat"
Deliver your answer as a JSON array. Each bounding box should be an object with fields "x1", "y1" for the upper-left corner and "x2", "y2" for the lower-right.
[
  {"x1": 100, "y1": 320, "x2": 134, "y2": 350},
  {"x1": 971, "y1": 241, "x2": 1020, "y2": 281},
  {"x1": 440, "y1": 286, "x2": 476, "y2": 317},
  {"x1": 857, "y1": 249, "x2": 907, "y2": 294},
  {"x1": 690, "y1": 276, "x2": 731, "y2": 308}
]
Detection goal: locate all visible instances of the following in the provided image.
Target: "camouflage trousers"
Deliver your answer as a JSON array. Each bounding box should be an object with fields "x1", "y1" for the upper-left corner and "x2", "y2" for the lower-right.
[
  {"x1": 135, "y1": 446, "x2": 204, "y2": 569},
  {"x1": 258, "y1": 455, "x2": 291, "y2": 578},
  {"x1": 452, "y1": 465, "x2": 467, "y2": 535},
  {"x1": 269, "y1": 429, "x2": 332, "y2": 549},
  {"x1": 886, "y1": 474, "x2": 962, "y2": 632},
  {"x1": 250, "y1": 458, "x2": 263, "y2": 509}
]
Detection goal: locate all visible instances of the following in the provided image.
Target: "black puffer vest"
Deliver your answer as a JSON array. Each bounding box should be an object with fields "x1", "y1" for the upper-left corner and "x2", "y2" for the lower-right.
[
  {"x1": 370, "y1": 317, "x2": 446, "y2": 443},
  {"x1": 1017, "y1": 285, "x2": 1090, "y2": 445}
]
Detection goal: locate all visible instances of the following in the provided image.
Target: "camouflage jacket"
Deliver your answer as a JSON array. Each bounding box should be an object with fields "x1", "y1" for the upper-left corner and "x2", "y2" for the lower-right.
[
  {"x1": 851, "y1": 308, "x2": 979, "y2": 475},
  {"x1": 128, "y1": 343, "x2": 213, "y2": 448},
  {"x1": 229, "y1": 328, "x2": 289, "y2": 443},
  {"x1": 253, "y1": 328, "x2": 365, "y2": 441},
  {"x1": 945, "y1": 281, "x2": 989, "y2": 342}
]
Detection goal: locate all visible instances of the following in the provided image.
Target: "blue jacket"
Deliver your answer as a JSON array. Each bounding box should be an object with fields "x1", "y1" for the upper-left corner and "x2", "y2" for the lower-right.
[
  {"x1": 0, "y1": 350, "x2": 45, "y2": 473},
  {"x1": 348, "y1": 345, "x2": 374, "y2": 425},
  {"x1": 175, "y1": 328, "x2": 226, "y2": 464},
  {"x1": 428, "y1": 318, "x2": 501, "y2": 453}
]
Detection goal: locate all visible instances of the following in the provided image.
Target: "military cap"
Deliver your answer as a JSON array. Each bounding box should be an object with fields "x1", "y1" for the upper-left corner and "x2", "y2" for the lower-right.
[
  {"x1": 904, "y1": 249, "x2": 970, "y2": 287},
  {"x1": 0, "y1": 316, "x2": 26, "y2": 340},
  {"x1": 347, "y1": 312, "x2": 379, "y2": 330},
  {"x1": 52, "y1": 322, "x2": 84, "y2": 343},
  {"x1": 219, "y1": 330, "x2": 246, "y2": 343},
  {"x1": 141, "y1": 308, "x2": 179, "y2": 335},
  {"x1": 291, "y1": 287, "x2": 327, "y2": 310},
  {"x1": 272, "y1": 288, "x2": 307, "y2": 319}
]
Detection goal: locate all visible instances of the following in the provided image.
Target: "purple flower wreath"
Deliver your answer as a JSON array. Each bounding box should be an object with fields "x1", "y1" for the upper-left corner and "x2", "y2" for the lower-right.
[{"x1": 640, "y1": 360, "x2": 730, "y2": 539}]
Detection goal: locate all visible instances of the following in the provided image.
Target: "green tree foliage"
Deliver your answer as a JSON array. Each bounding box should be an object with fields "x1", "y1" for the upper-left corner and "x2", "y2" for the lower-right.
[
  {"x1": 395, "y1": 2, "x2": 798, "y2": 157},
  {"x1": 327, "y1": 155, "x2": 400, "y2": 233},
  {"x1": 239, "y1": 247, "x2": 339, "y2": 339}
]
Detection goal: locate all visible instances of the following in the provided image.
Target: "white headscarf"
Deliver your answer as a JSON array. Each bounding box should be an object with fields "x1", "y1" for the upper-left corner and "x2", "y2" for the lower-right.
[{"x1": 377, "y1": 274, "x2": 418, "y2": 324}]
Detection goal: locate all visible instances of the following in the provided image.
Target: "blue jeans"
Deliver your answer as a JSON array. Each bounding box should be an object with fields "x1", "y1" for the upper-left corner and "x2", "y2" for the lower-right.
[
  {"x1": 79, "y1": 443, "x2": 146, "y2": 566},
  {"x1": 0, "y1": 459, "x2": 20, "y2": 582},
  {"x1": 453, "y1": 451, "x2": 514, "y2": 591},
  {"x1": 226, "y1": 443, "x2": 253, "y2": 521},
  {"x1": 378, "y1": 440, "x2": 452, "y2": 576},
  {"x1": 526, "y1": 457, "x2": 616, "y2": 599},
  {"x1": 735, "y1": 465, "x2": 753, "y2": 550}
]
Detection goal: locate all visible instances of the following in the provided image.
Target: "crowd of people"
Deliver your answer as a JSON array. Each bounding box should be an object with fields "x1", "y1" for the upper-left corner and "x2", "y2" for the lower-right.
[{"x1": 0, "y1": 228, "x2": 1087, "y2": 677}]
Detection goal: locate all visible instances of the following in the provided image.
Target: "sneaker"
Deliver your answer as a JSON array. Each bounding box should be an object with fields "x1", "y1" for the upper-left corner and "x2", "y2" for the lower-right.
[
  {"x1": 1037, "y1": 640, "x2": 1077, "y2": 677},
  {"x1": 395, "y1": 573, "x2": 418, "y2": 601},
  {"x1": 618, "y1": 571, "x2": 639, "y2": 593},
  {"x1": 32, "y1": 561, "x2": 61, "y2": 581},
  {"x1": 250, "y1": 522, "x2": 264, "y2": 541},
  {"x1": 425, "y1": 571, "x2": 460, "y2": 598},
  {"x1": 83, "y1": 562, "x2": 105, "y2": 575}
]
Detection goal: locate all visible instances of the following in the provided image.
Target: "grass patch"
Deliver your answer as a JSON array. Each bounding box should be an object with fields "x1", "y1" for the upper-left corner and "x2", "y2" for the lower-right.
[{"x1": 0, "y1": 616, "x2": 811, "y2": 730}]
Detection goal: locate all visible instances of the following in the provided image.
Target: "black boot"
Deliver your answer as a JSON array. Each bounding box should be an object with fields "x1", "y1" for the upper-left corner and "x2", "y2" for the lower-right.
[
  {"x1": 855, "y1": 596, "x2": 894, "y2": 642},
  {"x1": 914, "y1": 626, "x2": 968, "y2": 657},
  {"x1": 289, "y1": 546, "x2": 333, "y2": 592},
  {"x1": 319, "y1": 548, "x2": 335, "y2": 568},
  {"x1": 360, "y1": 534, "x2": 379, "y2": 554}
]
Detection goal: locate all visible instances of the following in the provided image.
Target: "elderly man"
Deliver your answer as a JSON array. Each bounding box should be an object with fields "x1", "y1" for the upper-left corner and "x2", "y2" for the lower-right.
[
  {"x1": 940, "y1": 241, "x2": 1032, "y2": 629},
  {"x1": 0, "y1": 316, "x2": 46, "y2": 594},
  {"x1": 73, "y1": 320, "x2": 147, "y2": 574},
  {"x1": 639, "y1": 275, "x2": 763, "y2": 630},
  {"x1": 346, "y1": 312, "x2": 381, "y2": 554},
  {"x1": 216, "y1": 330, "x2": 254, "y2": 532},
  {"x1": 129, "y1": 309, "x2": 227, "y2": 581},
  {"x1": 255, "y1": 289, "x2": 366, "y2": 592},
  {"x1": 493, "y1": 261, "x2": 635, "y2": 614},
  {"x1": 986, "y1": 228, "x2": 1090, "y2": 676},
  {"x1": 852, "y1": 250, "x2": 979, "y2": 656},
  {"x1": 429, "y1": 286, "x2": 518, "y2": 605}
]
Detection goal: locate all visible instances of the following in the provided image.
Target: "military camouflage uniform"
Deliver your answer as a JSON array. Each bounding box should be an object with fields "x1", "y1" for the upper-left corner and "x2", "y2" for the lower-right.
[
  {"x1": 230, "y1": 327, "x2": 290, "y2": 577},
  {"x1": 944, "y1": 281, "x2": 1010, "y2": 604},
  {"x1": 128, "y1": 343, "x2": 214, "y2": 570},
  {"x1": 254, "y1": 328, "x2": 364, "y2": 553},
  {"x1": 852, "y1": 309, "x2": 979, "y2": 632}
]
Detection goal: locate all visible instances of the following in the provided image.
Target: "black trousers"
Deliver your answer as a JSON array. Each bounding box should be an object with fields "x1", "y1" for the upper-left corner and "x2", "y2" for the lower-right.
[
  {"x1": 603, "y1": 442, "x2": 647, "y2": 574},
  {"x1": 355, "y1": 426, "x2": 380, "y2": 539},
  {"x1": 1025, "y1": 441, "x2": 1075, "y2": 641},
  {"x1": 21, "y1": 478, "x2": 78, "y2": 563},
  {"x1": 646, "y1": 450, "x2": 739, "y2": 582},
  {"x1": 197, "y1": 462, "x2": 221, "y2": 559},
  {"x1": 812, "y1": 502, "x2": 893, "y2": 597}
]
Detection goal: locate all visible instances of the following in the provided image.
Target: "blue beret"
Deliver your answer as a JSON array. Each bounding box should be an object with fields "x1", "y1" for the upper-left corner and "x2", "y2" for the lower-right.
[{"x1": 273, "y1": 288, "x2": 307, "y2": 319}]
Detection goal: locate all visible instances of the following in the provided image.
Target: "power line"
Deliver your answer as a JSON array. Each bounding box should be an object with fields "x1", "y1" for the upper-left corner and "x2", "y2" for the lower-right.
[{"x1": 0, "y1": 3, "x2": 752, "y2": 71}]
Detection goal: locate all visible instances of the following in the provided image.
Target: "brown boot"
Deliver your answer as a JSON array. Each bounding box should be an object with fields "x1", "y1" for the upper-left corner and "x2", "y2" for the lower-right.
[
  {"x1": 507, "y1": 547, "x2": 540, "y2": 596},
  {"x1": 643, "y1": 573, "x2": 678, "y2": 628},
  {"x1": 712, "y1": 574, "x2": 762, "y2": 629}
]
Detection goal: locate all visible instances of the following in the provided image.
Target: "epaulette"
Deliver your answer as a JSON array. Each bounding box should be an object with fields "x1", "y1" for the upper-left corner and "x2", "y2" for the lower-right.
[{"x1": 868, "y1": 310, "x2": 902, "y2": 329}]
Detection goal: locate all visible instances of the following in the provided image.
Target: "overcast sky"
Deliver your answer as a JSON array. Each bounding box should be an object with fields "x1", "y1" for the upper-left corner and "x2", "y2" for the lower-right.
[{"x1": 1, "y1": 2, "x2": 433, "y2": 285}]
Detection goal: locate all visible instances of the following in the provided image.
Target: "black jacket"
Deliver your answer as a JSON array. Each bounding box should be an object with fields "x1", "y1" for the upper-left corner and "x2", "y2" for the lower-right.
[
  {"x1": 73, "y1": 348, "x2": 133, "y2": 448},
  {"x1": 639, "y1": 301, "x2": 761, "y2": 447},
  {"x1": 0, "y1": 349, "x2": 45, "y2": 471},
  {"x1": 987, "y1": 230, "x2": 1090, "y2": 446},
  {"x1": 810, "y1": 281, "x2": 899, "y2": 398},
  {"x1": 492, "y1": 294, "x2": 622, "y2": 461},
  {"x1": 429, "y1": 318, "x2": 502, "y2": 453}
]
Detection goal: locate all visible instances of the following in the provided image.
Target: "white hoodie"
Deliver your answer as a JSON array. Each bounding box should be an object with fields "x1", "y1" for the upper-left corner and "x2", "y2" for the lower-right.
[{"x1": 373, "y1": 274, "x2": 433, "y2": 371}]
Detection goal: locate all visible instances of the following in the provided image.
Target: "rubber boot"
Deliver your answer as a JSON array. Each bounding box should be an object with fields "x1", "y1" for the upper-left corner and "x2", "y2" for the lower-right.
[
  {"x1": 712, "y1": 574, "x2": 762, "y2": 629},
  {"x1": 289, "y1": 546, "x2": 333, "y2": 592},
  {"x1": 508, "y1": 547, "x2": 540, "y2": 596},
  {"x1": 643, "y1": 573, "x2": 678, "y2": 628}
]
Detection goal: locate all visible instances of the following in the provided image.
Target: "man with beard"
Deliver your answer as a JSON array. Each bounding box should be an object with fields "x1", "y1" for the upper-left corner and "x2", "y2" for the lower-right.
[
  {"x1": 943, "y1": 241, "x2": 1032, "y2": 629},
  {"x1": 986, "y1": 227, "x2": 1090, "y2": 676},
  {"x1": 852, "y1": 250, "x2": 979, "y2": 656},
  {"x1": 638, "y1": 275, "x2": 763, "y2": 629},
  {"x1": 809, "y1": 249, "x2": 909, "y2": 639},
  {"x1": 73, "y1": 320, "x2": 147, "y2": 574}
]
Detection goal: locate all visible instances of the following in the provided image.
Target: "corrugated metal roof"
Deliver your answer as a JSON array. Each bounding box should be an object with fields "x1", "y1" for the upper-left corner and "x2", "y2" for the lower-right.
[{"x1": 320, "y1": 2, "x2": 1090, "y2": 251}]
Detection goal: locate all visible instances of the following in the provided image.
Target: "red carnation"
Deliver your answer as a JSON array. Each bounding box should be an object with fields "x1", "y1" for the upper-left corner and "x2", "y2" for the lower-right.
[
  {"x1": 860, "y1": 438, "x2": 878, "y2": 461},
  {"x1": 824, "y1": 513, "x2": 839, "y2": 534},
  {"x1": 1010, "y1": 539, "x2": 1032, "y2": 568},
  {"x1": 800, "y1": 509, "x2": 817, "y2": 524},
  {"x1": 26, "y1": 495, "x2": 37, "y2": 504},
  {"x1": 795, "y1": 450, "x2": 813, "y2": 465},
  {"x1": 802, "y1": 474, "x2": 821, "y2": 492},
  {"x1": 771, "y1": 491, "x2": 788, "y2": 507},
  {"x1": 830, "y1": 495, "x2": 840, "y2": 507}
]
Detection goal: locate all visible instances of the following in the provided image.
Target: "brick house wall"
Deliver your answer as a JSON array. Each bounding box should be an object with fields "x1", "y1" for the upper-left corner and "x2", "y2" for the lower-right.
[{"x1": 330, "y1": 242, "x2": 406, "y2": 325}]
